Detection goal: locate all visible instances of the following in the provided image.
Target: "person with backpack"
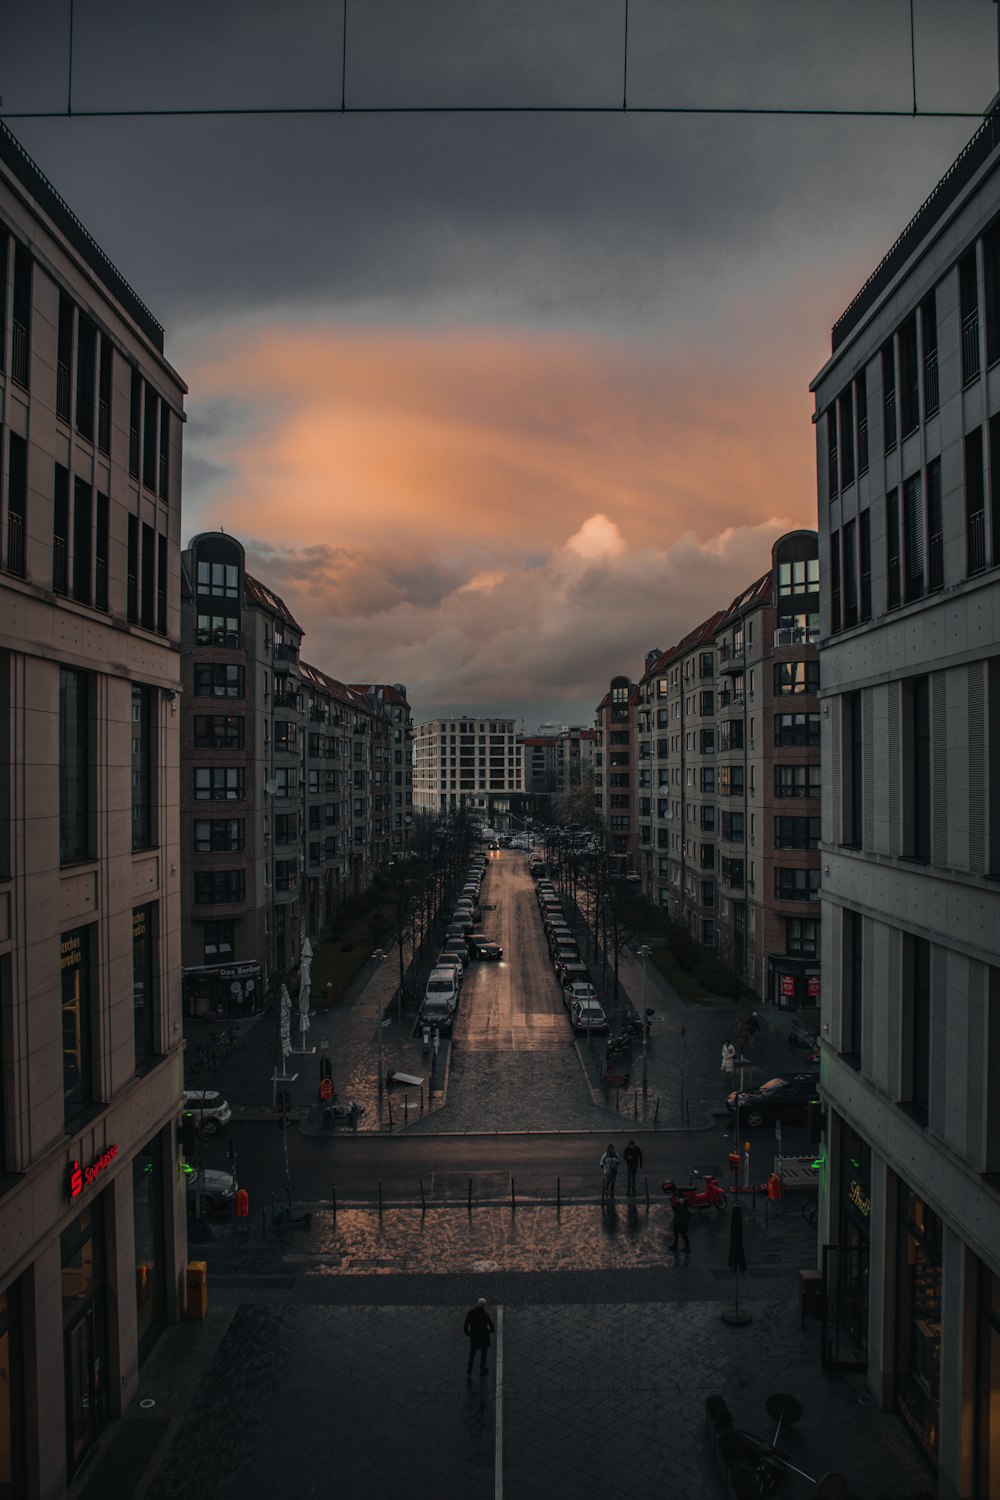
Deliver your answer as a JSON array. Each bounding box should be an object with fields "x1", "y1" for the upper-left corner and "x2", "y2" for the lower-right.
[{"x1": 623, "y1": 1139, "x2": 643, "y2": 1196}]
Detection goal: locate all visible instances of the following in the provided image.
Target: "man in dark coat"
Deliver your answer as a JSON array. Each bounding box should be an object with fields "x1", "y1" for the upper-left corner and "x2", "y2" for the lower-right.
[
  {"x1": 623, "y1": 1139, "x2": 643, "y2": 1195},
  {"x1": 464, "y1": 1297, "x2": 494, "y2": 1375},
  {"x1": 670, "y1": 1196, "x2": 692, "y2": 1254}
]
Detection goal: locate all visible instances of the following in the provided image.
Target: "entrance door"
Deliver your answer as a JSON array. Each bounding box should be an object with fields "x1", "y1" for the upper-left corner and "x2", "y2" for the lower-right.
[{"x1": 821, "y1": 1243, "x2": 869, "y2": 1372}]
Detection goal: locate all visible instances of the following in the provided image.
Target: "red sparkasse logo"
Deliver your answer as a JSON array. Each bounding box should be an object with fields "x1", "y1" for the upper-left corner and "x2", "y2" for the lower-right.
[{"x1": 68, "y1": 1144, "x2": 119, "y2": 1199}]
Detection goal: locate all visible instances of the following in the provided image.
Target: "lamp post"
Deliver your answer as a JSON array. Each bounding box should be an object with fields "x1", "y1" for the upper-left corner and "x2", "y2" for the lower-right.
[
  {"x1": 637, "y1": 944, "x2": 651, "y2": 1096},
  {"x1": 372, "y1": 947, "x2": 387, "y2": 1124}
]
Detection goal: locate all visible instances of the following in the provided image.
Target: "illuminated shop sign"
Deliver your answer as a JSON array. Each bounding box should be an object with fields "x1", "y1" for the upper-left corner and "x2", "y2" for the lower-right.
[
  {"x1": 848, "y1": 1178, "x2": 871, "y2": 1219},
  {"x1": 68, "y1": 1144, "x2": 119, "y2": 1200}
]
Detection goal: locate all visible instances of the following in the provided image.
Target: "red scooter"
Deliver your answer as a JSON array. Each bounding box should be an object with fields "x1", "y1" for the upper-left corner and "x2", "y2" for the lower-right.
[{"x1": 662, "y1": 1171, "x2": 727, "y2": 1211}]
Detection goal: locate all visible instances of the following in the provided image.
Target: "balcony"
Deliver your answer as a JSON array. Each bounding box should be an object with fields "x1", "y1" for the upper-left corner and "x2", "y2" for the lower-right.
[
  {"x1": 5, "y1": 512, "x2": 25, "y2": 577},
  {"x1": 774, "y1": 627, "x2": 812, "y2": 648},
  {"x1": 273, "y1": 643, "x2": 300, "y2": 674}
]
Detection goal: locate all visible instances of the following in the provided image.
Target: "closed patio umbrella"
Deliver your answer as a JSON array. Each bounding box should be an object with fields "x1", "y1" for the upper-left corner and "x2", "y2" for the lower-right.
[{"x1": 721, "y1": 1204, "x2": 752, "y2": 1326}]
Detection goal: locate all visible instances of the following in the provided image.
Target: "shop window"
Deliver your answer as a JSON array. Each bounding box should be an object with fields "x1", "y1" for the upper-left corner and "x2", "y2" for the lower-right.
[
  {"x1": 131, "y1": 684, "x2": 158, "y2": 850},
  {"x1": 895, "y1": 1191, "x2": 941, "y2": 1464},
  {"x1": 132, "y1": 903, "x2": 158, "y2": 1068},
  {"x1": 133, "y1": 1145, "x2": 165, "y2": 1362},
  {"x1": 61, "y1": 925, "x2": 95, "y2": 1121},
  {"x1": 60, "y1": 667, "x2": 94, "y2": 864},
  {"x1": 61, "y1": 1202, "x2": 109, "y2": 1476}
]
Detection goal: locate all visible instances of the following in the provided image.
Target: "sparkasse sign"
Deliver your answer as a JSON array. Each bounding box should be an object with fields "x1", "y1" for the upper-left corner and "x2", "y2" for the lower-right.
[{"x1": 68, "y1": 1144, "x2": 119, "y2": 1200}]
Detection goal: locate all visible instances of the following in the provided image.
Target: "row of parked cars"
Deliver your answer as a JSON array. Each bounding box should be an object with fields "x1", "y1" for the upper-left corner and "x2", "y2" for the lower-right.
[
  {"x1": 420, "y1": 853, "x2": 504, "y2": 1034},
  {"x1": 532, "y1": 872, "x2": 609, "y2": 1034}
]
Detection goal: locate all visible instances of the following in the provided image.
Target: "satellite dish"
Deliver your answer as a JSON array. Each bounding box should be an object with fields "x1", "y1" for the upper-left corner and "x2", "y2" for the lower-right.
[{"x1": 265, "y1": 779, "x2": 277, "y2": 794}]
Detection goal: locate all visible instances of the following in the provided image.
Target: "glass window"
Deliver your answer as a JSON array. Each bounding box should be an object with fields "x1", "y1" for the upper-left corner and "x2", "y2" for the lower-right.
[
  {"x1": 777, "y1": 558, "x2": 820, "y2": 596},
  {"x1": 192, "y1": 714, "x2": 244, "y2": 750},
  {"x1": 774, "y1": 661, "x2": 820, "y2": 695},
  {"x1": 775, "y1": 765, "x2": 822, "y2": 799},
  {"x1": 195, "y1": 613, "x2": 239, "y2": 647},
  {"x1": 193, "y1": 663, "x2": 244, "y2": 698},
  {"x1": 775, "y1": 867, "x2": 822, "y2": 901},
  {"x1": 132, "y1": 903, "x2": 157, "y2": 1067},
  {"x1": 194, "y1": 870, "x2": 246, "y2": 904},
  {"x1": 133, "y1": 1145, "x2": 165, "y2": 1360},
  {"x1": 193, "y1": 818, "x2": 244, "y2": 853},
  {"x1": 131, "y1": 684, "x2": 157, "y2": 850},
  {"x1": 61, "y1": 925, "x2": 94, "y2": 1119},
  {"x1": 774, "y1": 712, "x2": 821, "y2": 747},
  {"x1": 201, "y1": 921, "x2": 234, "y2": 961},
  {"x1": 194, "y1": 767, "x2": 245, "y2": 801},
  {"x1": 60, "y1": 668, "x2": 93, "y2": 864}
]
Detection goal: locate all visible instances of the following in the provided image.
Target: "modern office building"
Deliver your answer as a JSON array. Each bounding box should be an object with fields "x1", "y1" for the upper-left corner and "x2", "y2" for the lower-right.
[
  {"x1": 811, "y1": 109, "x2": 1000, "y2": 1497},
  {"x1": 0, "y1": 121, "x2": 188, "y2": 1496},
  {"x1": 412, "y1": 716, "x2": 520, "y2": 818}
]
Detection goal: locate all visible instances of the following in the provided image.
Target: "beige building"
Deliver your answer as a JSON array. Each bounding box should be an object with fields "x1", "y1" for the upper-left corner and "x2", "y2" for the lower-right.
[
  {"x1": 412, "y1": 716, "x2": 520, "y2": 818},
  {"x1": 0, "y1": 121, "x2": 188, "y2": 1496}
]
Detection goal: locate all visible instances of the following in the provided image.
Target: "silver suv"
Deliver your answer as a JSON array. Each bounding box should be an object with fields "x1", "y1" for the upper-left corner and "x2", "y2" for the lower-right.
[{"x1": 182, "y1": 1089, "x2": 232, "y2": 1136}]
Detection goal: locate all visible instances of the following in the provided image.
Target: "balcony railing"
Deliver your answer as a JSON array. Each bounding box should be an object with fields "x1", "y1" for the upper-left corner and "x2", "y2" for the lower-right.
[
  {"x1": 774, "y1": 626, "x2": 812, "y2": 647},
  {"x1": 11, "y1": 321, "x2": 29, "y2": 389},
  {"x1": 53, "y1": 535, "x2": 68, "y2": 594},
  {"x1": 968, "y1": 510, "x2": 987, "y2": 575},
  {"x1": 5, "y1": 512, "x2": 25, "y2": 577},
  {"x1": 56, "y1": 361, "x2": 71, "y2": 421},
  {"x1": 95, "y1": 554, "x2": 108, "y2": 611},
  {"x1": 962, "y1": 311, "x2": 981, "y2": 386}
]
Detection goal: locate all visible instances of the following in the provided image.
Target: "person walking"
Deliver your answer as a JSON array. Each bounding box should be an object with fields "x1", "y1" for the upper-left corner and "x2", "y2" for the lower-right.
[
  {"x1": 464, "y1": 1297, "x2": 494, "y2": 1376},
  {"x1": 670, "y1": 1195, "x2": 692, "y2": 1254},
  {"x1": 600, "y1": 1143, "x2": 620, "y2": 1199},
  {"x1": 721, "y1": 1039, "x2": 736, "y2": 1081},
  {"x1": 623, "y1": 1139, "x2": 643, "y2": 1195}
]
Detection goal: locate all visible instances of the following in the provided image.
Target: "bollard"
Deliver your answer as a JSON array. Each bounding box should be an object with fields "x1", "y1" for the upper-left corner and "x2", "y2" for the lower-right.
[
  {"x1": 331, "y1": 1182, "x2": 337, "y2": 1217},
  {"x1": 644, "y1": 1177, "x2": 650, "y2": 1209},
  {"x1": 634, "y1": 1090, "x2": 639, "y2": 1119},
  {"x1": 510, "y1": 1177, "x2": 516, "y2": 1212},
  {"x1": 653, "y1": 1097, "x2": 660, "y2": 1124},
  {"x1": 419, "y1": 1177, "x2": 426, "y2": 1210},
  {"x1": 420, "y1": 1084, "x2": 424, "y2": 1115},
  {"x1": 378, "y1": 1179, "x2": 383, "y2": 1216},
  {"x1": 557, "y1": 1176, "x2": 561, "y2": 1213},
  {"x1": 387, "y1": 1095, "x2": 393, "y2": 1129},
  {"x1": 468, "y1": 1177, "x2": 473, "y2": 1212}
]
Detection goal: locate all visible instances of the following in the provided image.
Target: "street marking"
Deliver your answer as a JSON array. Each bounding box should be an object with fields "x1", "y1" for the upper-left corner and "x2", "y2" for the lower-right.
[{"x1": 494, "y1": 1303, "x2": 504, "y2": 1500}]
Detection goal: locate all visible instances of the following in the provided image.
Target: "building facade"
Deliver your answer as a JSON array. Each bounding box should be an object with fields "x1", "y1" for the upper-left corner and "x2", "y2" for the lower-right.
[
  {"x1": 0, "y1": 122, "x2": 188, "y2": 1497},
  {"x1": 812, "y1": 110, "x2": 1000, "y2": 1498},
  {"x1": 412, "y1": 716, "x2": 520, "y2": 818},
  {"x1": 594, "y1": 676, "x2": 640, "y2": 869}
]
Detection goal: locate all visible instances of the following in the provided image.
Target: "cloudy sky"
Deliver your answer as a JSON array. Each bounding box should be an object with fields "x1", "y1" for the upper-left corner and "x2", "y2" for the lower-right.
[{"x1": 3, "y1": 1, "x2": 995, "y2": 727}]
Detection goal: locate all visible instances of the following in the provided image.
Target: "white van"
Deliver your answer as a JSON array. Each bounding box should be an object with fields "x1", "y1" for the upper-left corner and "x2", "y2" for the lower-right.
[{"x1": 421, "y1": 967, "x2": 458, "y2": 1032}]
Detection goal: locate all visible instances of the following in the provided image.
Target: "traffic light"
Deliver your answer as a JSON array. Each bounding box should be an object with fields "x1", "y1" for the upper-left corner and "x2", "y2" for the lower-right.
[{"x1": 181, "y1": 1111, "x2": 196, "y2": 1158}]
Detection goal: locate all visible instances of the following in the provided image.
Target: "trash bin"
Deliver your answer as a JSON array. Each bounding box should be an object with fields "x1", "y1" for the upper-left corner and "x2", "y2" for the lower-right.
[{"x1": 186, "y1": 1260, "x2": 208, "y2": 1320}]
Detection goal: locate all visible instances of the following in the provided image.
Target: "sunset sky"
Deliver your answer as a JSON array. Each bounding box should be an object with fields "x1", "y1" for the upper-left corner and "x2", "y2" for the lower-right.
[{"x1": 4, "y1": 1, "x2": 995, "y2": 727}]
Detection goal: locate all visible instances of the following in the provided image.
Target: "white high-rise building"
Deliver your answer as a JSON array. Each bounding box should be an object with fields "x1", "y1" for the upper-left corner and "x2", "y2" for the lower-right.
[{"x1": 412, "y1": 716, "x2": 520, "y2": 817}]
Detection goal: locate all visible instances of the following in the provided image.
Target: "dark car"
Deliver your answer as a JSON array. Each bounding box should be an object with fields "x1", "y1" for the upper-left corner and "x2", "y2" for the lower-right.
[
  {"x1": 469, "y1": 936, "x2": 503, "y2": 960},
  {"x1": 726, "y1": 1072, "x2": 820, "y2": 1128},
  {"x1": 185, "y1": 1167, "x2": 237, "y2": 1215}
]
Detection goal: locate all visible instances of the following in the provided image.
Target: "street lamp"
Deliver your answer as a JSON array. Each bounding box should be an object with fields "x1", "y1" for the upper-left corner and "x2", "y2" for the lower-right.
[
  {"x1": 372, "y1": 947, "x2": 387, "y2": 1122},
  {"x1": 637, "y1": 945, "x2": 651, "y2": 1096}
]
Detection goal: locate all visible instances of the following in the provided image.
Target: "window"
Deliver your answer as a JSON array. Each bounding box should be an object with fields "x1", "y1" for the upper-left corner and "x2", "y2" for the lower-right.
[
  {"x1": 700, "y1": 728, "x2": 715, "y2": 753},
  {"x1": 11, "y1": 244, "x2": 31, "y2": 390},
  {"x1": 96, "y1": 493, "x2": 109, "y2": 612},
  {"x1": 830, "y1": 528, "x2": 841, "y2": 633},
  {"x1": 967, "y1": 427, "x2": 987, "y2": 575},
  {"x1": 991, "y1": 414, "x2": 1000, "y2": 572},
  {"x1": 986, "y1": 217, "x2": 1000, "y2": 368},
  {"x1": 841, "y1": 909, "x2": 863, "y2": 1067},
  {"x1": 129, "y1": 368, "x2": 141, "y2": 478},
  {"x1": 887, "y1": 487, "x2": 901, "y2": 609},
  {"x1": 717, "y1": 765, "x2": 744, "y2": 797},
  {"x1": 786, "y1": 917, "x2": 819, "y2": 956},
  {"x1": 157, "y1": 534, "x2": 167, "y2": 635},
  {"x1": 775, "y1": 764, "x2": 821, "y2": 799},
  {"x1": 775, "y1": 867, "x2": 821, "y2": 901},
  {"x1": 5, "y1": 432, "x2": 27, "y2": 577},
  {"x1": 274, "y1": 767, "x2": 298, "y2": 797},
  {"x1": 720, "y1": 857, "x2": 744, "y2": 889},
  {"x1": 131, "y1": 684, "x2": 157, "y2": 850},
  {"x1": 275, "y1": 860, "x2": 298, "y2": 892},
  {"x1": 700, "y1": 805, "x2": 716, "y2": 831},
  {"x1": 701, "y1": 880, "x2": 715, "y2": 908},
  {"x1": 56, "y1": 293, "x2": 73, "y2": 421},
  {"x1": 827, "y1": 407, "x2": 838, "y2": 497},
  {"x1": 721, "y1": 811, "x2": 744, "y2": 842},
  {"x1": 60, "y1": 668, "x2": 93, "y2": 863},
  {"x1": 70, "y1": 478, "x2": 93, "y2": 605},
  {"x1": 194, "y1": 767, "x2": 245, "y2": 800},
  {"x1": 856, "y1": 368, "x2": 869, "y2": 474},
  {"x1": 0, "y1": 653, "x2": 9, "y2": 880},
  {"x1": 775, "y1": 816, "x2": 821, "y2": 849},
  {"x1": 127, "y1": 513, "x2": 139, "y2": 623},
  {"x1": 98, "y1": 337, "x2": 112, "y2": 454},
  {"x1": 61, "y1": 925, "x2": 94, "y2": 1120},
  {"x1": 53, "y1": 464, "x2": 69, "y2": 594},
  {"x1": 75, "y1": 314, "x2": 96, "y2": 441},
  {"x1": 906, "y1": 675, "x2": 931, "y2": 863},
  {"x1": 274, "y1": 721, "x2": 299, "y2": 753},
  {"x1": 902, "y1": 935, "x2": 931, "y2": 1124},
  {"x1": 196, "y1": 560, "x2": 239, "y2": 598},
  {"x1": 903, "y1": 472, "x2": 925, "y2": 603},
  {"x1": 194, "y1": 663, "x2": 245, "y2": 698},
  {"x1": 140, "y1": 522, "x2": 155, "y2": 630},
  {"x1": 842, "y1": 518, "x2": 858, "y2": 629},
  {"x1": 924, "y1": 458, "x2": 942, "y2": 592},
  {"x1": 193, "y1": 713, "x2": 244, "y2": 750},
  {"x1": 898, "y1": 314, "x2": 919, "y2": 437},
  {"x1": 142, "y1": 385, "x2": 158, "y2": 490},
  {"x1": 701, "y1": 920, "x2": 716, "y2": 946},
  {"x1": 859, "y1": 509, "x2": 872, "y2": 622},
  {"x1": 774, "y1": 661, "x2": 819, "y2": 695},
  {"x1": 774, "y1": 712, "x2": 820, "y2": 747},
  {"x1": 158, "y1": 406, "x2": 170, "y2": 499},
  {"x1": 201, "y1": 921, "x2": 235, "y2": 962},
  {"x1": 882, "y1": 339, "x2": 897, "y2": 450},
  {"x1": 194, "y1": 818, "x2": 244, "y2": 853},
  {"x1": 961, "y1": 248, "x2": 981, "y2": 385},
  {"x1": 777, "y1": 558, "x2": 819, "y2": 596},
  {"x1": 196, "y1": 612, "x2": 240, "y2": 648},
  {"x1": 132, "y1": 903, "x2": 158, "y2": 1068},
  {"x1": 719, "y1": 720, "x2": 743, "y2": 753},
  {"x1": 699, "y1": 690, "x2": 714, "y2": 716},
  {"x1": 843, "y1": 691, "x2": 863, "y2": 848},
  {"x1": 921, "y1": 292, "x2": 939, "y2": 416},
  {"x1": 839, "y1": 385, "x2": 855, "y2": 487},
  {"x1": 700, "y1": 766, "x2": 715, "y2": 793},
  {"x1": 194, "y1": 870, "x2": 245, "y2": 904}
]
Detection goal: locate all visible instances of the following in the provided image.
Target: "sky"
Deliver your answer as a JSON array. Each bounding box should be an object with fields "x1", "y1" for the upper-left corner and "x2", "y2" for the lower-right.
[{"x1": 3, "y1": 0, "x2": 996, "y2": 729}]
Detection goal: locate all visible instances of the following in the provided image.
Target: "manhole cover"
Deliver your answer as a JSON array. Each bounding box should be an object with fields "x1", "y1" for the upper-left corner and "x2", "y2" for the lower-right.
[{"x1": 139, "y1": 1399, "x2": 156, "y2": 1410}]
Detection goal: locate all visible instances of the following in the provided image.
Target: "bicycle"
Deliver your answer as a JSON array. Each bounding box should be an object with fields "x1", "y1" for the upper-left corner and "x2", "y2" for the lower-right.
[
  {"x1": 191, "y1": 1043, "x2": 220, "y2": 1074},
  {"x1": 801, "y1": 1196, "x2": 817, "y2": 1227}
]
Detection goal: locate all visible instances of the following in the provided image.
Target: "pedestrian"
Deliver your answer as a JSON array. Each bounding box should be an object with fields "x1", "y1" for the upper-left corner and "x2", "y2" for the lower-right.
[
  {"x1": 600, "y1": 1142, "x2": 620, "y2": 1199},
  {"x1": 721, "y1": 1039, "x2": 736, "y2": 1080},
  {"x1": 464, "y1": 1296, "x2": 495, "y2": 1376},
  {"x1": 670, "y1": 1195, "x2": 692, "y2": 1254},
  {"x1": 745, "y1": 1011, "x2": 761, "y2": 1040},
  {"x1": 623, "y1": 1139, "x2": 643, "y2": 1195}
]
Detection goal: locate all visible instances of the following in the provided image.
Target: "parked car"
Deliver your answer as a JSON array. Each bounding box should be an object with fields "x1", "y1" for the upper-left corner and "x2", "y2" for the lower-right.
[
  {"x1": 557, "y1": 958, "x2": 590, "y2": 985},
  {"x1": 182, "y1": 1090, "x2": 232, "y2": 1136},
  {"x1": 185, "y1": 1167, "x2": 237, "y2": 1214},
  {"x1": 563, "y1": 980, "x2": 599, "y2": 1007},
  {"x1": 726, "y1": 1072, "x2": 820, "y2": 1127},
  {"x1": 436, "y1": 952, "x2": 465, "y2": 983},
  {"x1": 552, "y1": 945, "x2": 581, "y2": 968},
  {"x1": 424, "y1": 967, "x2": 458, "y2": 1008},
  {"x1": 420, "y1": 997, "x2": 455, "y2": 1033},
  {"x1": 569, "y1": 1000, "x2": 609, "y2": 1033},
  {"x1": 470, "y1": 937, "x2": 503, "y2": 960}
]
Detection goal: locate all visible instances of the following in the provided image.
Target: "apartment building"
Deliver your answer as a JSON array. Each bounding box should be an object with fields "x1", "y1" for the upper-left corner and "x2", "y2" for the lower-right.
[
  {"x1": 521, "y1": 734, "x2": 558, "y2": 795},
  {"x1": 554, "y1": 725, "x2": 597, "y2": 799},
  {"x1": 300, "y1": 663, "x2": 355, "y2": 934},
  {"x1": 594, "y1": 676, "x2": 640, "y2": 869},
  {"x1": 412, "y1": 716, "x2": 520, "y2": 818},
  {"x1": 638, "y1": 532, "x2": 821, "y2": 1004},
  {"x1": 0, "y1": 121, "x2": 188, "y2": 1496},
  {"x1": 179, "y1": 534, "x2": 305, "y2": 1016},
  {"x1": 350, "y1": 683, "x2": 414, "y2": 866},
  {"x1": 811, "y1": 109, "x2": 1000, "y2": 1497}
]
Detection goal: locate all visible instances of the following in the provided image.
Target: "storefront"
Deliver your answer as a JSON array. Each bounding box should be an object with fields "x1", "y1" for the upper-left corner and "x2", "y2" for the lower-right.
[
  {"x1": 769, "y1": 954, "x2": 821, "y2": 1009},
  {"x1": 183, "y1": 960, "x2": 263, "y2": 1019},
  {"x1": 821, "y1": 1120, "x2": 870, "y2": 1371},
  {"x1": 896, "y1": 1188, "x2": 942, "y2": 1466},
  {"x1": 61, "y1": 1199, "x2": 109, "y2": 1479},
  {"x1": 977, "y1": 1257, "x2": 1000, "y2": 1498},
  {"x1": 133, "y1": 1141, "x2": 167, "y2": 1363}
]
